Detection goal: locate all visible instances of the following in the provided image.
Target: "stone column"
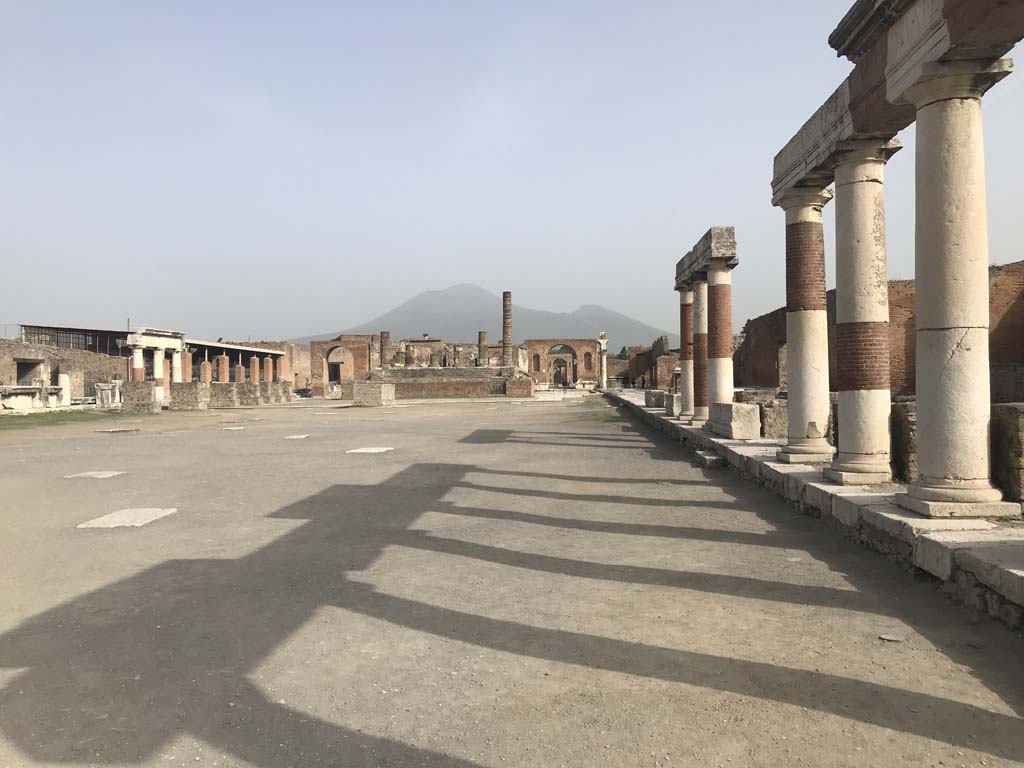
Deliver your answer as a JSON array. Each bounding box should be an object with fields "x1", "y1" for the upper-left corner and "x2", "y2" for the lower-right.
[
  {"x1": 706, "y1": 262, "x2": 734, "y2": 408},
  {"x1": 824, "y1": 140, "x2": 901, "y2": 485},
  {"x1": 895, "y1": 61, "x2": 1019, "y2": 517},
  {"x1": 131, "y1": 346, "x2": 145, "y2": 383},
  {"x1": 215, "y1": 355, "x2": 230, "y2": 383},
  {"x1": 171, "y1": 349, "x2": 183, "y2": 384},
  {"x1": 152, "y1": 349, "x2": 165, "y2": 402},
  {"x1": 234, "y1": 363, "x2": 246, "y2": 384},
  {"x1": 692, "y1": 281, "x2": 709, "y2": 422},
  {"x1": 477, "y1": 331, "x2": 488, "y2": 367},
  {"x1": 262, "y1": 357, "x2": 274, "y2": 383},
  {"x1": 775, "y1": 187, "x2": 835, "y2": 464},
  {"x1": 597, "y1": 333, "x2": 608, "y2": 390},
  {"x1": 677, "y1": 286, "x2": 695, "y2": 419},
  {"x1": 249, "y1": 356, "x2": 260, "y2": 384},
  {"x1": 502, "y1": 291, "x2": 513, "y2": 367},
  {"x1": 199, "y1": 360, "x2": 213, "y2": 384},
  {"x1": 181, "y1": 351, "x2": 192, "y2": 383},
  {"x1": 380, "y1": 331, "x2": 391, "y2": 368},
  {"x1": 276, "y1": 356, "x2": 290, "y2": 383}
]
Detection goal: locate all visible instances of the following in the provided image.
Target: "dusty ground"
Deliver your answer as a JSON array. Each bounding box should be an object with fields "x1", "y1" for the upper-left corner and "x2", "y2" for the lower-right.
[{"x1": 0, "y1": 395, "x2": 1022, "y2": 767}]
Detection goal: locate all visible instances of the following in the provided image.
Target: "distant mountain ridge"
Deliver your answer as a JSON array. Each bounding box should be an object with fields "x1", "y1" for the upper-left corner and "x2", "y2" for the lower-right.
[{"x1": 288, "y1": 284, "x2": 677, "y2": 350}]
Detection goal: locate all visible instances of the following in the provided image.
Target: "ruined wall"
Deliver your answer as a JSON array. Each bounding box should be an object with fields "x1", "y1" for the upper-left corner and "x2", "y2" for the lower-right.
[
  {"x1": 0, "y1": 340, "x2": 127, "y2": 398},
  {"x1": 734, "y1": 261, "x2": 1024, "y2": 397},
  {"x1": 606, "y1": 358, "x2": 628, "y2": 383},
  {"x1": 523, "y1": 339, "x2": 600, "y2": 386},
  {"x1": 309, "y1": 336, "x2": 377, "y2": 397},
  {"x1": 246, "y1": 341, "x2": 311, "y2": 389}
]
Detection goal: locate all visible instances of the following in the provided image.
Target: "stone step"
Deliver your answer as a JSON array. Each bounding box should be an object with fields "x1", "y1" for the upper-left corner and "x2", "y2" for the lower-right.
[{"x1": 696, "y1": 450, "x2": 725, "y2": 469}]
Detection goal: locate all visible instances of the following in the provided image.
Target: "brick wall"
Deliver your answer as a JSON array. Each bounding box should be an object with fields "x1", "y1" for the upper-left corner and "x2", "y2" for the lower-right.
[{"x1": 734, "y1": 260, "x2": 1024, "y2": 396}]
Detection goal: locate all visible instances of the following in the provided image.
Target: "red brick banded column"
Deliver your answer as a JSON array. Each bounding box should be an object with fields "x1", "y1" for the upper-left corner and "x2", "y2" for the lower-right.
[
  {"x1": 825, "y1": 140, "x2": 900, "y2": 485},
  {"x1": 199, "y1": 360, "x2": 213, "y2": 384},
  {"x1": 692, "y1": 281, "x2": 709, "y2": 421},
  {"x1": 477, "y1": 331, "x2": 488, "y2": 367},
  {"x1": 181, "y1": 351, "x2": 192, "y2": 383},
  {"x1": 249, "y1": 356, "x2": 260, "y2": 385},
  {"x1": 677, "y1": 286, "x2": 695, "y2": 417},
  {"x1": 501, "y1": 291, "x2": 513, "y2": 367},
  {"x1": 215, "y1": 355, "x2": 230, "y2": 383},
  {"x1": 262, "y1": 357, "x2": 274, "y2": 383},
  {"x1": 131, "y1": 347, "x2": 145, "y2": 383},
  {"x1": 706, "y1": 262, "x2": 734, "y2": 407},
  {"x1": 380, "y1": 331, "x2": 391, "y2": 368},
  {"x1": 276, "y1": 356, "x2": 290, "y2": 383},
  {"x1": 775, "y1": 187, "x2": 834, "y2": 463}
]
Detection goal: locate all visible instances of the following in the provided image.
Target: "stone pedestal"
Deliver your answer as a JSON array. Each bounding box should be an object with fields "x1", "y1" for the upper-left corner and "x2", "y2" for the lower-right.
[
  {"x1": 665, "y1": 393, "x2": 683, "y2": 418},
  {"x1": 707, "y1": 402, "x2": 760, "y2": 440},
  {"x1": 353, "y1": 381, "x2": 396, "y2": 407}
]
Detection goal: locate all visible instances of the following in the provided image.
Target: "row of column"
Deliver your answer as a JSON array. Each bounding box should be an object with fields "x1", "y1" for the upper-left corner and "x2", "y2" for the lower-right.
[
  {"x1": 675, "y1": 266, "x2": 734, "y2": 423},
  {"x1": 132, "y1": 347, "x2": 290, "y2": 394},
  {"x1": 776, "y1": 63, "x2": 1014, "y2": 516}
]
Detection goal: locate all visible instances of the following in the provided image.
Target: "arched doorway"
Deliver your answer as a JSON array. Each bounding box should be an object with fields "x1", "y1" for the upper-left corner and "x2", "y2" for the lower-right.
[
  {"x1": 325, "y1": 346, "x2": 355, "y2": 384},
  {"x1": 548, "y1": 344, "x2": 578, "y2": 387}
]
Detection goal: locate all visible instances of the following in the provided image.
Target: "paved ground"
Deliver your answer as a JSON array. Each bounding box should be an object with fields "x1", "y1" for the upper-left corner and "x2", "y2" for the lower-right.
[{"x1": 1, "y1": 396, "x2": 1023, "y2": 767}]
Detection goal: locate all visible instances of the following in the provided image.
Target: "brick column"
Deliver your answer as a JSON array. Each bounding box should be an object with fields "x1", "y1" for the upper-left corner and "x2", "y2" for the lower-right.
[
  {"x1": 706, "y1": 262, "x2": 734, "y2": 408},
  {"x1": 477, "y1": 331, "x2": 488, "y2": 367},
  {"x1": 692, "y1": 281, "x2": 709, "y2": 422},
  {"x1": 262, "y1": 357, "x2": 274, "y2": 383},
  {"x1": 775, "y1": 187, "x2": 835, "y2": 464},
  {"x1": 895, "y1": 61, "x2": 1019, "y2": 518},
  {"x1": 199, "y1": 360, "x2": 212, "y2": 384},
  {"x1": 249, "y1": 356, "x2": 260, "y2": 384},
  {"x1": 501, "y1": 291, "x2": 513, "y2": 367},
  {"x1": 131, "y1": 346, "x2": 145, "y2": 382},
  {"x1": 276, "y1": 355, "x2": 290, "y2": 383},
  {"x1": 215, "y1": 355, "x2": 230, "y2": 383},
  {"x1": 824, "y1": 140, "x2": 901, "y2": 485},
  {"x1": 677, "y1": 286, "x2": 695, "y2": 419},
  {"x1": 380, "y1": 331, "x2": 391, "y2": 368},
  {"x1": 181, "y1": 350, "x2": 192, "y2": 383}
]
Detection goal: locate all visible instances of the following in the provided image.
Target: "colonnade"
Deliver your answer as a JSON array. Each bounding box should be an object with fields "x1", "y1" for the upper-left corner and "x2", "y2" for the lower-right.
[{"x1": 768, "y1": 3, "x2": 1022, "y2": 517}]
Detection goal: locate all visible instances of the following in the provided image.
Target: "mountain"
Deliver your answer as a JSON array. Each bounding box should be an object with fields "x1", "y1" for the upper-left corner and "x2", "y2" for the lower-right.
[{"x1": 288, "y1": 284, "x2": 678, "y2": 350}]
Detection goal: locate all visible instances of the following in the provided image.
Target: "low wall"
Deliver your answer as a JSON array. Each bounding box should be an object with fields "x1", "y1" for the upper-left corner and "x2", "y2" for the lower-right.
[
  {"x1": 209, "y1": 383, "x2": 239, "y2": 408},
  {"x1": 122, "y1": 382, "x2": 159, "y2": 414},
  {"x1": 170, "y1": 382, "x2": 210, "y2": 411}
]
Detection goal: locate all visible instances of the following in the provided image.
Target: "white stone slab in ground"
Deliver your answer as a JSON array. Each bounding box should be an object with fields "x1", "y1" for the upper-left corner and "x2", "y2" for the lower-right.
[
  {"x1": 223, "y1": 427, "x2": 245, "y2": 431},
  {"x1": 64, "y1": 471, "x2": 126, "y2": 479},
  {"x1": 284, "y1": 434, "x2": 309, "y2": 440},
  {"x1": 346, "y1": 447, "x2": 394, "y2": 454},
  {"x1": 95, "y1": 428, "x2": 140, "y2": 434},
  {"x1": 78, "y1": 508, "x2": 178, "y2": 528}
]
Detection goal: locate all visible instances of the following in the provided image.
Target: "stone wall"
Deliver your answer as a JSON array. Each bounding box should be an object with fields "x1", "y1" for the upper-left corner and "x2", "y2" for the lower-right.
[
  {"x1": 990, "y1": 404, "x2": 1024, "y2": 502},
  {"x1": 506, "y1": 378, "x2": 534, "y2": 398},
  {"x1": 309, "y1": 336, "x2": 377, "y2": 397},
  {"x1": 246, "y1": 341, "x2": 311, "y2": 390},
  {"x1": 353, "y1": 381, "x2": 395, "y2": 407},
  {"x1": 0, "y1": 340, "x2": 127, "y2": 399},
  {"x1": 734, "y1": 260, "x2": 1024, "y2": 396},
  {"x1": 122, "y1": 381, "x2": 159, "y2": 414},
  {"x1": 170, "y1": 382, "x2": 210, "y2": 410},
  {"x1": 209, "y1": 383, "x2": 240, "y2": 409}
]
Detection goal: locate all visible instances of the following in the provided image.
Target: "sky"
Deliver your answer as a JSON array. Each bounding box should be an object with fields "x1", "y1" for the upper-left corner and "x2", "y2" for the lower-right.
[{"x1": 2, "y1": 1, "x2": 1022, "y2": 341}]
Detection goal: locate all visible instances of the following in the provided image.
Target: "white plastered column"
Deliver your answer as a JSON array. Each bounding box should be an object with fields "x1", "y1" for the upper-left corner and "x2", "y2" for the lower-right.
[
  {"x1": 776, "y1": 188, "x2": 834, "y2": 464},
  {"x1": 171, "y1": 349, "x2": 183, "y2": 384},
  {"x1": 597, "y1": 334, "x2": 608, "y2": 390},
  {"x1": 151, "y1": 349, "x2": 165, "y2": 402},
  {"x1": 895, "y1": 60, "x2": 1020, "y2": 518},
  {"x1": 824, "y1": 140, "x2": 900, "y2": 485},
  {"x1": 678, "y1": 287, "x2": 695, "y2": 418},
  {"x1": 706, "y1": 262, "x2": 733, "y2": 408},
  {"x1": 131, "y1": 347, "x2": 145, "y2": 382}
]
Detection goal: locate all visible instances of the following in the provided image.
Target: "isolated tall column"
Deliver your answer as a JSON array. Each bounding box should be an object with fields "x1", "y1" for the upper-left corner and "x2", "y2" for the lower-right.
[
  {"x1": 706, "y1": 262, "x2": 734, "y2": 407},
  {"x1": 477, "y1": 331, "x2": 488, "y2": 367},
  {"x1": 677, "y1": 286, "x2": 695, "y2": 419},
  {"x1": 380, "y1": 331, "x2": 391, "y2": 368},
  {"x1": 502, "y1": 291, "x2": 513, "y2": 367},
  {"x1": 896, "y1": 61, "x2": 1018, "y2": 517},
  {"x1": 825, "y1": 140, "x2": 900, "y2": 484},
  {"x1": 775, "y1": 188, "x2": 834, "y2": 463},
  {"x1": 692, "y1": 281, "x2": 709, "y2": 422},
  {"x1": 597, "y1": 333, "x2": 608, "y2": 389}
]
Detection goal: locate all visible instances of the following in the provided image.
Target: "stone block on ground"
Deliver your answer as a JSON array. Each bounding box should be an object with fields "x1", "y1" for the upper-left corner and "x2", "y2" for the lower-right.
[
  {"x1": 695, "y1": 450, "x2": 724, "y2": 469},
  {"x1": 708, "y1": 402, "x2": 760, "y2": 440},
  {"x1": 354, "y1": 380, "x2": 396, "y2": 407},
  {"x1": 644, "y1": 390, "x2": 666, "y2": 408}
]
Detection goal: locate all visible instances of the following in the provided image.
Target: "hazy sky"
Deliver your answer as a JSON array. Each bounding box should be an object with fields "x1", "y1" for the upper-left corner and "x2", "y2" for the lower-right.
[{"x1": 2, "y1": 2, "x2": 1022, "y2": 341}]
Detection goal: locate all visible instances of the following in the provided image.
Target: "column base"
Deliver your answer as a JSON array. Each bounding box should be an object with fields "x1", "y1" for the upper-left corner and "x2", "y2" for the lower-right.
[
  {"x1": 776, "y1": 449, "x2": 834, "y2": 464},
  {"x1": 895, "y1": 492, "x2": 1021, "y2": 519},
  {"x1": 823, "y1": 467, "x2": 891, "y2": 485},
  {"x1": 777, "y1": 440, "x2": 834, "y2": 464}
]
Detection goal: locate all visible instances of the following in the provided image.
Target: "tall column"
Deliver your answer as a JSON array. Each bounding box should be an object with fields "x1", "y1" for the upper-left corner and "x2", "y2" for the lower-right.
[
  {"x1": 824, "y1": 140, "x2": 900, "y2": 485},
  {"x1": 234, "y1": 363, "x2": 247, "y2": 384},
  {"x1": 706, "y1": 262, "x2": 734, "y2": 407},
  {"x1": 262, "y1": 357, "x2": 274, "y2": 383},
  {"x1": 895, "y1": 61, "x2": 1019, "y2": 517},
  {"x1": 597, "y1": 333, "x2": 608, "y2": 389},
  {"x1": 775, "y1": 188, "x2": 835, "y2": 464},
  {"x1": 199, "y1": 360, "x2": 213, "y2": 384},
  {"x1": 501, "y1": 291, "x2": 513, "y2": 367},
  {"x1": 276, "y1": 355, "x2": 290, "y2": 383},
  {"x1": 215, "y1": 355, "x2": 230, "y2": 383},
  {"x1": 171, "y1": 349, "x2": 183, "y2": 384},
  {"x1": 380, "y1": 331, "x2": 391, "y2": 368},
  {"x1": 131, "y1": 347, "x2": 145, "y2": 382},
  {"x1": 692, "y1": 281, "x2": 709, "y2": 422},
  {"x1": 152, "y1": 349, "x2": 165, "y2": 402},
  {"x1": 478, "y1": 331, "x2": 488, "y2": 367},
  {"x1": 677, "y1": 286, "x2": 695, "y2": 419},
  {"x1": 181, "y1": 350, "x2": 192, "y2": 383},
  {"x1": 249, "y1": 356, "x2": 260, "y2": 384}
]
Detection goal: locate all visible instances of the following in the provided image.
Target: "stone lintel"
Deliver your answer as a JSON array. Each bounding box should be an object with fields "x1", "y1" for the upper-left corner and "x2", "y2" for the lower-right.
[{"x1": 674, "y1": 227, "x2": 737, "y2": 290}]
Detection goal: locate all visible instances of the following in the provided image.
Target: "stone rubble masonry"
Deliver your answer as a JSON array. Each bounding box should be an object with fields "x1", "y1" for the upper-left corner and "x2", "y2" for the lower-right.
[
  {"x1": 170, "y1": 382, "x2": 209, "y2": 411},
  {"x1": 353, "y1": 380, "x2": 395, "y2": 407},
  {"x1": 991, "y1": 404, "x2": 1024, "y2": 503},
  {"x1": 121, "y1": 381, "x2": 160, "y2": 414},
  {"x1": 609, "y1": 392, "x2": 1024, "y2": 633},
  {"x1": 0, "y1": 339, "x2": 128, "y2": 399},
  {"x1": 236, "y1": 383, "x2": 262, "y2": 407},
  {"x1": 209, "y1": 383, "x2": 240, "y2": 409}
]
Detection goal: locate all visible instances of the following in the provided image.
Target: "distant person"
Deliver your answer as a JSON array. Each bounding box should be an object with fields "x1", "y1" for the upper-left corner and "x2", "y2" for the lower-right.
[{"x1": 640, "y1": 375, "x2": 646, "y2": 389}]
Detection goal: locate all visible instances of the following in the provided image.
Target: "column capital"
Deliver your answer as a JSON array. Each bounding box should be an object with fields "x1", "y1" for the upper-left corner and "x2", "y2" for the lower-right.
[
  {"x1": 774, "y1": 186, "x2": 833, "y2": 213},
  {"x1": 901, "y1": 59, "x2": 1012, "y2": 110}
]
